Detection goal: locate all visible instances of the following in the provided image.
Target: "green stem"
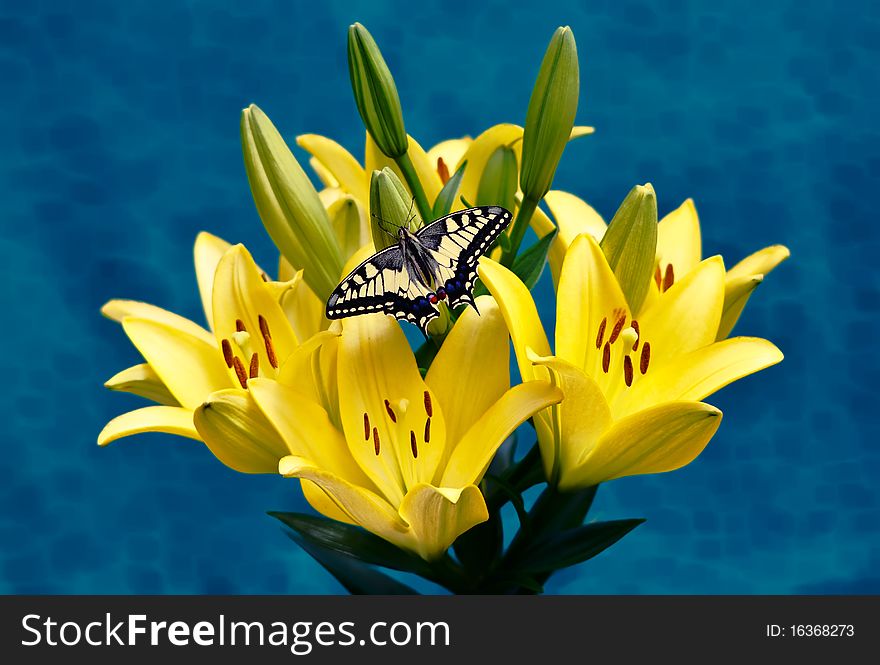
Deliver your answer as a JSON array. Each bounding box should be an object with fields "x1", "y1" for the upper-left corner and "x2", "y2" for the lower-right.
[
  {"x1": 500, "y1": 195, "x2": 539, "y2": 266},
  {"x1": 395, "y1": 152, "x2": 433, "y2": 224}
]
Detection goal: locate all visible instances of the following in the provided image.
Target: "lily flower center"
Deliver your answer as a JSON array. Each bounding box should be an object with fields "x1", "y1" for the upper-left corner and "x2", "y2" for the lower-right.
[
  {"x1": 220, "y1": 315, "x2": 280, "y2": 389},
  {"x1": 594, "y1": 309, "x2": 652, "y2": 397}
]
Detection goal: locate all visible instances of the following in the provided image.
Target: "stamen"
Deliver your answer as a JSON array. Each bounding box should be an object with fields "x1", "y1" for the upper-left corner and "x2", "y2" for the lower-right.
[
  {"x1": 654, "y1": 265, "x2": 663, "y2": 288},
  {"x1": 248, "y1": 353, "x2": 259, "y2": 379},
  {"x1": 602, "y1": 342, "x2": 611, "y2": 373},
  {"x1": 258, "y1": 314, "x2": 271, "y2": 339},
  {"x1": 424, "y1": 417, "x2": 431, "y2": 443},
  {"x1": 372, "y1": 427, "x2": 380, "y2": 455},
  {"x1": 221, "y1": 339, "x2": 234, "y2": 368},
  {"x1": 235, "y1": 319, "x2": 246, "y2": 332},
  {"x1": 437, "y1": 157, "x2": 450, "y2": 184},
  {"x1": 260, "y1": 272, "x2": 270, "y2": 283},
  {"x1": 232, "y1": 357, "x2": 248, "y2": 388},
  {"x1": 609, "y1": 315, "x2": 626, "y2": 345},
  {"x1": 595, "y1": 317, "x2": 607, "y2": 349},
  {"x1": 363, "y1": 413, "x2": 370, "y2": 440},
  {"x1": 423, "y1": 391, "x2": 433, "y2": 417},
  {"x1": 263, "y1": 332, "x2": 278, "y2": 369},
  {"x1": 384, "y1": 399, "x2": 397, "y2": 423},
  {"x1": 631, "y1": 320, "x2": 640, "y2": 351},
  {"x1": 410, "y1": 430, "x2": 418, "y2": 458},
  {"x1": 623, "y1": 355, "x2": 634, "y2": 387},
  {"x1": 640, "y1": 342, "x2": 651, "y2": 374},
  {"x1": 663, "y1": 263, "x2": 675, "y2": 291}
]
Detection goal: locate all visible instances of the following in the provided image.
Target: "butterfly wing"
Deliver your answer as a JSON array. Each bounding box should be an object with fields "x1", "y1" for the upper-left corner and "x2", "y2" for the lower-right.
[{"x1": 415, "y1": 205, "x2": 512, "y2": 308}]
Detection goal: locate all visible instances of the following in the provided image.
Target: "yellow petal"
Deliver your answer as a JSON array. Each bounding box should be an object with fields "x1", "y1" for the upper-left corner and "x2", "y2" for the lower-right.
[
  {"x1": 279, "y1": 272, "x2": 327, "y2": 343},
  {"x1": 364, "y1": 132, "x2": 442, "y2": 213},
  {"x1": 637, "y1": 255, "x2": 725, "y2": 367},
  {"x1": 544, "y1": 190, "x2": 606, "y2": 245},
  {"x1": 121, "y1": 317, "x2": 231, "y2": 409},
  {"x1": 309, "y1": 157, "x2": 339, "y2": 188},
  {"x1": 212, "y1": 244, "x2": 299, "y2": 378},
  {"x1": 527, "y1": 353, "x2": 612, "y2": 482},
  {"x1": 193, "y1": 388, "x2": 288, "y2": 473},
  {"x1": 300, "y1": 479, "x2": 355, "y2": 525},
  {"x1": 277, "y1": 330, "x2": 342, "y2": 428},
  {"x1": 477, "y1": 258, "x2": 551, "y2": 383},
  {"x1": 426, "y1": 296, "x2": 509, "y2": 455},
  {"x1": 398, "y1": 484, "x2": 488, "y2": 560},
  {"x1": 327, "y1": 194, "x2": 370, "y2": 260},
  {"x1": 194, "y1": 231, "x2": 232, "y2": 331},
  {"x1": 656, "y1": 198, "x2": 702, "y2": 276},
  {"x1": 426, "y1": 138, "x2": 472, "y2": 174},
  {"x1": 280, "y1": 455, "x2": 412, "y2": 551},
  {"x1": 621, "y1": 337, "x2": 783, "y2": 415},
  {"x1": 555, "y1": 233, "x2": 630, "y2": 379},
  {"x1": 248, "y1": 378, "x2": 372, "y2": 486},
  {"x1": 337, "y1": 314, "x2": 447, "y2": 505},
  {"x1": 562, "y1": 401, "x2": 722, "y2": 489},
  {"x1": 570, "y1": 126, "x2": 595, "y2": 139},
  {"x1": 98, "y1": 406, "x2": 199, "y2": 446},
  {"x1": 457, "y1": 124, "x2": 524, "y2": 209},
  {"x1": 726, "y1": 244, "x2": 790, "y2": 281},
  {"x1": 442, "y1": 380, "x2": 563, "y2": 488},
  {"x1": 102, "y1": 299, "x2": 214, "y2": 345},
  {"x1": 717, "y1": 274, "x2": 763, "y2": 340},
  {"x1": 297, "y1": 134, "x2": 369, "y2": 204},
  {"x1": 104, "y1": 363, "x2": 179, "y2": 406},
  {"x1": 528, "y1": 202, "x2": 567, "y2": 286}
]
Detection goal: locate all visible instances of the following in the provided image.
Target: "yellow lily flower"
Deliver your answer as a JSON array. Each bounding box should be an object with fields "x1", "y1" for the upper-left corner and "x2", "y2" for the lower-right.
[
  {"x1": 534, "y1": 192, "x2": 789, "y2": 338},
  {"x1": 196, "y1": 297, "x2": 562, "y2": 560},
  {"x1": 98, "y1": 234, "x2": 320, "y2": 473},
  {"x1": 479, "y1": 233, "x2": 783, "y2": 491}
]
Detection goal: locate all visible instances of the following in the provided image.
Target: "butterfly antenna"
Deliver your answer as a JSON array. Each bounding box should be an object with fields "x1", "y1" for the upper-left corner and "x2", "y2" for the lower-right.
[{"x1": 370, "y1": 212, "x2": 398, "y2": 242}]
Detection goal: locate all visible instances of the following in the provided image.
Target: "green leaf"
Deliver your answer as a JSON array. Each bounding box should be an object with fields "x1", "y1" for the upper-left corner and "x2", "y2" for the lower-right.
[
  {"x1": 432, "y1": 160, "x2": 467, "y2": 218},
  {"x1": 269, "y1": 512, "x2": 432, "y2": 577},
  {"x1": 475, "y1": 229, "x2": 556, "y2": 298},
  {"x1": 284, "y1": 530, "x2": 419, "y2": 595},
  {"x1": 599, "y1": 184, "x2": 658, "y2": 312},
  {"x1": 513, "y1": 519, "x2": 645, "y2": 574},
  {"x1": 453, "y1": 510, "x2": 503, "y2": 576}
]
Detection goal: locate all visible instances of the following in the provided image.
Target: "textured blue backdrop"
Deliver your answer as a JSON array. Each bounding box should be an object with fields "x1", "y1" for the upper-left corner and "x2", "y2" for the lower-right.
[{"x1": 1, "y1": 0, "x2": 878, "y2": 594}]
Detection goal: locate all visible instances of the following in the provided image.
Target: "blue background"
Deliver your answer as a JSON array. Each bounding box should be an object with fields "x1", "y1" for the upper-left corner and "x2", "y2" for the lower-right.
[{"x1": 1, "y1": 0, "x2": 878, "y2": 594}]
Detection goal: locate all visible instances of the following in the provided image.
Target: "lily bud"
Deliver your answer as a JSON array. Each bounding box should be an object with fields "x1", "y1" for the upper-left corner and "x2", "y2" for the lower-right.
[
  {"x1": 476, "y1": 145, "x2": 518, "y2": 213},
  {"x1": 348, "y1": 23, "x2": 409, "y2": 159},
  {"x1": 600, "y1": 184, "x2": 658, "y2": 312},
  {"x1": 328, "y1": 195, "x2": 368, "y2": 260},
  {"x1": 369, "y1": 168, "x2": 420, "y2": 250},
  {"x1": 520, "y1": 26, "x2": 579, "y2": 202},
  {"x1": 240, "y1": 104, "x2": 342, "y2": 301}
]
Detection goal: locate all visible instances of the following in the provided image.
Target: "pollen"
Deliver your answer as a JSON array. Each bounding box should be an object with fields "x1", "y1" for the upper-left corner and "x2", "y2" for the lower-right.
[
  {"x1": 258, "y1": 314, "x2": 271, "y2": 339},
  {"x1": 609, "y1": 314, "x2": 627, "y2": 345},
  {"x1": 424, "y1": 417, "x2": 431, "y2": 443},
  {"x1": 235, "y1": 319, "x2": 247, "y2": 333},
  {"x1": 423, "y1": 391, "x2": 433, "y2": 417},
  {"x1": 410, "y1": 430, "x2": 418, "y2": 458},
  {"x1": 232, "y1": 357, "x2": 248, "y2": 389},
  {"x1": 631, "y1": 320, "x2": 640, "y2": 351},
  {"x1": 640, "y1": 342, "x2": 651, "y2": 374},
  {"x1": 372, "y1": 427, "x2": 380, "y2": 455},
  {"x1": 263, "y1": 333, "x2": 278, "y2": 369},
  {"x1": 654, "y1": 265, "x2": 663, "y2": 289},
  {"x1": 602, "y1": 342, "x2": 611, "y2": 373},
  {"x1": 384, "y1": 399, "x2": 397, "y2": 423},
  {"x1": 437, "y1": 156, "x2": 450, "y2": 184},
  {"x1": 663, "y1": 263, "x2": 675, "y2": 292},
  {"x1": 595, "y1": 317, "x2": 607, "y2": 349},
  {"x1": 248, "y1": 352, "x2": 259, "y2": 379},
  {"x1": 623, "y1": 355, "x2": 634, "y2": 387},
  {"x1": 221, "y1": 339, "x2": 234, "y2": 368},
  {"x1": 363, "y1": 413, "x2": 370, "y2": 440}
]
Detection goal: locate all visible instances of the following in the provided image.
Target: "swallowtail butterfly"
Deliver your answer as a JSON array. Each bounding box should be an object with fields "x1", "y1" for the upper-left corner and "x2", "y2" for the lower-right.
[{"x1": 326, "y1": 206, "x2": 512, "y2": 334}]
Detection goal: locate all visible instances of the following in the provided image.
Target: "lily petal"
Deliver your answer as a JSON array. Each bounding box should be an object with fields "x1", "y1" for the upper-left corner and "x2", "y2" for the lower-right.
[
  {"x1": 656, "y1": 198, "x2": 702, "y2": 276},
  {"x1": 442, "y1": 380, "x2": 564, "y2": 488},
  {"x1": 426, "y1": 295, "x2": 509, "y2": 455},
  {"x1": 477, "y1": 258, "x2": 552, "y2": 382},
  {"x1": 279, "y1": 272, "x2": 327, "y2": 343},
  {"x1": 104, "y1": 363, "x2": 179, "y2": 406},
  {"x1": 98, "y1": 406, "x2": 199, "y2": 446},
  {"x1": 726, "y1": 244, "x2": 790, "y2": 281},
  {"x1": 337, "y1": 314, "x2": 447, "y2": 506},
  {"x1": 562, "y1": 401, "x2": 722, "y2": 489},
  {"x1": 102, "y1": 299, "x2": 214, "y2": 346},
  {"x1": 365, "y1": 132, "x2": 442, "y2": 212},
  {"x1": 194, "y1": 231, "x2": 232, "y2": 331},
  {"x1": 528, "y1": 202, "x2": 567, "y2": 285},
  {"x1": 457, "y1": 124, "x2": 524, "y2": 208},
  {"x1": 717, "y1": 274, "x2": 763, "y2": 340},
  {"x1": 544, "y1": 190, "x2": 606, "y2": 245},
  {"x1": 621, "y1": 337, "x2": 783, "y2": 415},
  {"x1": 121, "y1": 317, "x2": 231, "y2": 409},
  {"x1": 297, "y1": 134, "x2": 369, "y2": 204},
  {"x1": 279, "y1": 455, "x2": 412, "y2": 551},
  {"x1": 637, "y1": 255, "x2": 725, "y2": 366},
  {"x1": 309, "y1": 157, "x2": 339, "y2": 188},
  {"x1": 427, "y1": 138, "x2": 472, "y2": 178},
  {"x1": 398, "y1": 484, "x2": 488, "y2": 561},
  {"x1": 193, "y1": 389, "x2": 289, "y2": 473}
]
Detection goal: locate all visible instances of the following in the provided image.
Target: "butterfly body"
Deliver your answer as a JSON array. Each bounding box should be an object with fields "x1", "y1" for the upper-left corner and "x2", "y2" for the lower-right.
[{"x1": 326, "y1": 206, "x2": 512, "y2": 334}]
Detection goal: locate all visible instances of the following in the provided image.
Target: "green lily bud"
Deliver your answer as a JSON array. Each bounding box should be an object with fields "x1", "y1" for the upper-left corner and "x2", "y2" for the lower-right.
[
  {"x1": 476, "y1": 145, "x2": 518, "y2": 213},
  {"x1": 240, "y1": 104, "x2": 343, "y2": 301},
  {"x1": 328, "y1": 195, "x2": 368, "y2": 260},
  {"x1": 600, "y1": 184, "x2": 658, "y2": 313},
  {"x1": 348, "y1": 23, "x2": 409, "y2": 159},
  {"x1": 369, "y1": 168, "x2": 420, "y2": 250},
  {"x1": 520, "y1": 26, "x2": 579, "y2": 202}
]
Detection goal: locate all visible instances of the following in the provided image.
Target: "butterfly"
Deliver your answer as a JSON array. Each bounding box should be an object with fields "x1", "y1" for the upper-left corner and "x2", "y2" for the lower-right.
[{"x1": 326, "y1": 206, "x2": 512, "y2": 334}]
